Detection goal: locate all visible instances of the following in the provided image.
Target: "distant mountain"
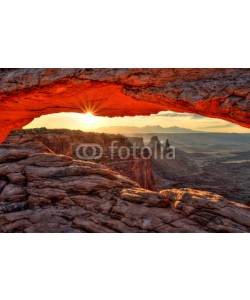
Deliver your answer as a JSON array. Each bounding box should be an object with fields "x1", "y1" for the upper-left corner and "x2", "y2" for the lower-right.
[{"x1": 91, "y1": 125, "x2": 201, "y2": 134}]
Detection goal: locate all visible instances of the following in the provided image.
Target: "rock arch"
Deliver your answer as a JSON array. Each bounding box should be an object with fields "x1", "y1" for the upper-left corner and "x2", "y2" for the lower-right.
[{"x1": 0, "y1": 68, "x2": 249, "y2": 142}]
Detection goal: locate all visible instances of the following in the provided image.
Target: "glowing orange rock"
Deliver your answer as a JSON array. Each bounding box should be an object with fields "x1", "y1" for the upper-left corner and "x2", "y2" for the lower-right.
[{"x1": 0, "y1": 68, "x2": 249, "y2": 142}]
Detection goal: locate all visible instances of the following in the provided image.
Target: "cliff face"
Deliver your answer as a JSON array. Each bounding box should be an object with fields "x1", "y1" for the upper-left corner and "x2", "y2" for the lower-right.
[
  {"x1": 0, "y1": 68, "x2": 249, "y2": 142},
  {"x1": 4, "y1": 129, "x2": 155, "y2": 190},
  {"x1": 0, "y1": 142, "x2": 249, "y2": 233}
]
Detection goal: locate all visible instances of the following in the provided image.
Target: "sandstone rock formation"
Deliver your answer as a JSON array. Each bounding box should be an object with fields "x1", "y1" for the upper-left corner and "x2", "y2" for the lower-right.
[
  {"x1": 0, "y1": 142, "x2": 249, "y2": 233},
  {"x1": 4, "y1": 128, "x2": 156, "y2": 190},
  {"x1": 0, "y1": 68, "x2": 249, "y2": 142},
  {"x1": 161, "y1": 189, "x2": 250, "y2": 233}
]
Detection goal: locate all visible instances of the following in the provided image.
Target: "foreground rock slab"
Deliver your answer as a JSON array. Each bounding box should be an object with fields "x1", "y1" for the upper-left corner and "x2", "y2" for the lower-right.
[
  {"x1": 0, "y1": 143, "x2": 249, "y2": 233},
  {"x1": 4, "y1": 128, "x2": 156, "y2": 190}
]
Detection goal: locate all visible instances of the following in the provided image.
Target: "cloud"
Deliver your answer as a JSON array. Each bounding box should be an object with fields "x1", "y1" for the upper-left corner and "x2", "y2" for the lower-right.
[
  {"x1": 200, "y1": 123, "x2": 236, "y2": 129},
  {"x1": 157, "y1": 112, "x2": 183, "y2": 117},
  {"x1": 190, "y1": 114, "x2": 205, "y2": 119},
  {"x1": 157, "y1": 112, "x2": 205, "y2": 119}
]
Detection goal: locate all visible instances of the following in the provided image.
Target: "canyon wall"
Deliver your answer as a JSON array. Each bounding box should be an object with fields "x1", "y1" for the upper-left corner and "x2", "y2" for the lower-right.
[
  {"x1": 0, "y1": 142, "x2": 249, "y2": 233},
  {"x1": 0, "y1": 68, "x2": 249, "y2": 142},
  {"x1": 4, "y1": 129, "x2": 155, "y2": 190}
]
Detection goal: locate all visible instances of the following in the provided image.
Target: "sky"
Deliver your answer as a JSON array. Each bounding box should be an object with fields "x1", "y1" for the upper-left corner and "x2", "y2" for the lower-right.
[{"x1": 24, "y1": 111, "x2": 250, "y2": 133}]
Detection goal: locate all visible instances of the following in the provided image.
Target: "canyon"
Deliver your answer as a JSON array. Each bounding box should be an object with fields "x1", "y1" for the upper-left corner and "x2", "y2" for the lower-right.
[
  {"x1": 4, "y1": 128, "x2": 156, "y2": 190},
  {"x1": 0, "y1": 68, "x2": 249, "y2": 233},
  {"x1": 5, "y1": 129, "x2": 250, "y2": 205},
  {"x1": 0, "y1": 142, "x2": 250, "y2": 233}
]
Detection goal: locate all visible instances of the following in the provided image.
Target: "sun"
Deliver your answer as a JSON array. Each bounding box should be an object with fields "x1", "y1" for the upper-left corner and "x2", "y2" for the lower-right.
[{"x1": 81, "y1": 112, "x2": 96, "y2": 125}]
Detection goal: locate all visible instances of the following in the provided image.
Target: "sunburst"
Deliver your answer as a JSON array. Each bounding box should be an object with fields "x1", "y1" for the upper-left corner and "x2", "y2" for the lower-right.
[{"x1": 80, "y1": 111, "x2": 96, "y2": 124}]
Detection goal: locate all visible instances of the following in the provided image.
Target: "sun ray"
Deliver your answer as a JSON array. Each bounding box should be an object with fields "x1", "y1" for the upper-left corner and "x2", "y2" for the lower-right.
[{"x1": 80, "y1": 112, "x2": 96, "y2": 125}]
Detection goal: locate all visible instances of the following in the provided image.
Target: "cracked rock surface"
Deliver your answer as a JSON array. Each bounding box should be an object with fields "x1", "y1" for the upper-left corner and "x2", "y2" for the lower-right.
[{"x1": 0, "y1": 142, "x2": 249, "y2": 233}]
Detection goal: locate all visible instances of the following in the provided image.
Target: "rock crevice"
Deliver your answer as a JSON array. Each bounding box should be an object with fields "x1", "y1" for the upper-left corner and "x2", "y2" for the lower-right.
[{"x1": 0, "y1": 142, "x2": 249, "y2": 233}]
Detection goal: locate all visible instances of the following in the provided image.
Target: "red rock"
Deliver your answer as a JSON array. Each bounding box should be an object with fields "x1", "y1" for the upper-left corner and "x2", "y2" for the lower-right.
[
  {"x1": 0, "y1": 143, "x2": 249, "y2": 233},
  {"x1": 0, "y1": 68, "x2": 249, "y2": 142},
  {"x1": 4, "y1": 128, "x2": 156, "y2": 190}
]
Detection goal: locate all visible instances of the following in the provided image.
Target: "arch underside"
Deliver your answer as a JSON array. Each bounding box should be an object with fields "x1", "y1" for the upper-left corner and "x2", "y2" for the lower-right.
[{"x1": 0, "y1": 68, "x2": 249, "y2": 142}]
